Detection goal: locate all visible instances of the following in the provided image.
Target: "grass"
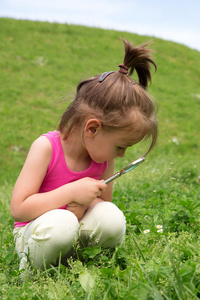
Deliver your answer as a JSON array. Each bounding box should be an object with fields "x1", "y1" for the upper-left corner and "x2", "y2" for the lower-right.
[{"x1": 0, "y1": 17, "x2": 200, "y2": 299}]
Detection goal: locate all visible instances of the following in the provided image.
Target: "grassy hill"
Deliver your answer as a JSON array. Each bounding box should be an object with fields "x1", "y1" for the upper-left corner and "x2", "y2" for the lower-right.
[
  {"x1": 1, "y1": 18, "x2": 199, "y2": 184},
  {"x1": 0, "y1": 18, "x2": 200, "y2": 299}
]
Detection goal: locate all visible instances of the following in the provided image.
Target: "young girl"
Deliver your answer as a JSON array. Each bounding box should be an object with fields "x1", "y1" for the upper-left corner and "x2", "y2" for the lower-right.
[{"x1": 11, "y1": 38, "x2": 157, "y2": 271}]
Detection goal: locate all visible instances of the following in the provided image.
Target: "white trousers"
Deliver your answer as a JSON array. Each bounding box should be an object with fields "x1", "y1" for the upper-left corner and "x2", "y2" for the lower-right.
[{"x1": 13, "y1": 202, "x2": 126, "y2": 270}]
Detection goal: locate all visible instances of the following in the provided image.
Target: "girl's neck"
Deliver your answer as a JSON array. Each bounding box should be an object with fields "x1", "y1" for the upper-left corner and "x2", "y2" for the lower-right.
[{"x1": 58, "y1": 131, "x2": 92, "y2": 172}]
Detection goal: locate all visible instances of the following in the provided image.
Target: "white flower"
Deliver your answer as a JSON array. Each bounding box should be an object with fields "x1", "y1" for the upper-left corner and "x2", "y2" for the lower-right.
[
  {"x1": 157, "y1": 229, "x2": 163, "y2": 233},
  {"x1": 35, "y1": 56, "x2": 48, "y2": 66},
  {"x1": 143, "y1": 229, "x2": 150, "y2": 234},
  {"x1": 171, "y1": 137, "x2": 179, "y2": 145},
  {"x1": 156, "y1": 225, "x2": 163, "y2": 229}
]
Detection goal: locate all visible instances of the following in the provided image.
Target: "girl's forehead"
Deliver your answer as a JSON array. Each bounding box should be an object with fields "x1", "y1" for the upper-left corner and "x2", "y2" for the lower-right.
[
  {"x1": 119, "y1": 132, "x2": 138, "y2": 145},
  {"x1": 106, "y1": 130, "x2": 138, "y2": 146}
]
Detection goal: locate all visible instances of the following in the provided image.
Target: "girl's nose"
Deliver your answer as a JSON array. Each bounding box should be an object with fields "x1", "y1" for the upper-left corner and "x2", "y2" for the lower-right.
[{"x1": 117, "y1": 149, "x2": 126, "y2": 158}]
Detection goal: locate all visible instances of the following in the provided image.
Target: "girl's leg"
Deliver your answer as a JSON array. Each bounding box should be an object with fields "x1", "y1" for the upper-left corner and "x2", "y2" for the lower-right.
[
  {"x1": 79, "y1": 202, "x2": 126, "y2": 248},
  {"x1": 13, "y1": 209, "x2": 79, "y2": 270}
]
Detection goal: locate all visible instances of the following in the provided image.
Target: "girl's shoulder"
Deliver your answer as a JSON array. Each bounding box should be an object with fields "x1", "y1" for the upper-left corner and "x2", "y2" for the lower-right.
[
  {"x1": 30, "y1": 134, "x2": 53, "y2": 158},
  {"x1": 41, "y1": 130, "x2": 59, "y2": 141},
  {"x1": 33, "y1": 130, "x2": 59, "y2": 150}
]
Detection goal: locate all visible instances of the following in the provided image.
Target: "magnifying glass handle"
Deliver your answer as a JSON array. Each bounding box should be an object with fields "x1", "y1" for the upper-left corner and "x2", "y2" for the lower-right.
[
  {"x1": 104, "y1": 172, "x2": 121, "y2": 184},
  {"x1": 103, "y1": 157, "x2": 145, "y2": 184}
]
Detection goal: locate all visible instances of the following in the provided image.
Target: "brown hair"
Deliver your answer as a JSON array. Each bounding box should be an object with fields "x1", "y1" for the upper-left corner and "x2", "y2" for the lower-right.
[{"x1": 58, "y1": 38, "x2": 158, "y2": 155}]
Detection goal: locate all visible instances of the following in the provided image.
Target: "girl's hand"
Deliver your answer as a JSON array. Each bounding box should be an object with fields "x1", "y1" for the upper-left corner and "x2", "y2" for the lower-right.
[
  {"x1": 70, "y1": 177, "x2": 107, "y2": 205},
  {"x1": 66, "y1": 202, "x2": 87, "y2": 220}
]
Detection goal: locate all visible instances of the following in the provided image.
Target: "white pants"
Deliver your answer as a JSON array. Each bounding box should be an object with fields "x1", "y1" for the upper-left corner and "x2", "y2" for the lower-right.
[{"x1": 13, "y1": 202, "x2": 126, "y2": 270}]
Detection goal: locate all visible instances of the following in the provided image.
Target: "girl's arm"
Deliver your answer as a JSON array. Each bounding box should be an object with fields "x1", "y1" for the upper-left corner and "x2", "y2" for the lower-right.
[
  {"x1": 87, "y1": 159, "x2": 115, "y2": 209},
  {"x1": 11, "y1": 136, "x2": 106, "y2": 222},
  {"x1": 66, "y1": 202, "x2": 87, "y2": 220},
  {"x1": 66, "y1": 160, "x2": 115, "y2": 218},
  {"x1": 99, "y1": 159, "x2": 115, "y2": 201}
]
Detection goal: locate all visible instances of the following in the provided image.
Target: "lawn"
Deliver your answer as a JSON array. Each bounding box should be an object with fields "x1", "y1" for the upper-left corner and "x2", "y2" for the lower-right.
[{"x1": 0, "y1": 18, "x2": 200, "y2": 299}]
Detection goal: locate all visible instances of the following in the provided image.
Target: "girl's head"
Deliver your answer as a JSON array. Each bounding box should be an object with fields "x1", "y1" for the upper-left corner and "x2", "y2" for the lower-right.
[{"x1": 59, "y1": 38, "x2": 157, "y2": 156}]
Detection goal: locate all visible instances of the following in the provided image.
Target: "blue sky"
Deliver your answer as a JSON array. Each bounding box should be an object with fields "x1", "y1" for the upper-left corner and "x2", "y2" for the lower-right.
[{"x1": 1, "y1": 0, "x2": 200, "y2": 51}]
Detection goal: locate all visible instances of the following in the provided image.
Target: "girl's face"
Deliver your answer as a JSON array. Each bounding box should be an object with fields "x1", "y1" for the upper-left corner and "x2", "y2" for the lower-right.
[{"x1": 84, "y1": 120, "x2": 137, "y2": 163}]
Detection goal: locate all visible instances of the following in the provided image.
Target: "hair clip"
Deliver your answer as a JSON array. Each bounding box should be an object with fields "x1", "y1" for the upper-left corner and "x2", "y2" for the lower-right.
[
  {"x1": 132, "y1": 81, "x2": 138, "y2": 85},
  {"x1": 99, "y1": 71, "x2": 115, "y2": 82}
]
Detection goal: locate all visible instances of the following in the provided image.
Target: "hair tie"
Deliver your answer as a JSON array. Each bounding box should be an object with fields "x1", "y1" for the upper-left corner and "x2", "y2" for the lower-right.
[{"x1": 118, "y1": 63, "x2": 128, "y2": 74}]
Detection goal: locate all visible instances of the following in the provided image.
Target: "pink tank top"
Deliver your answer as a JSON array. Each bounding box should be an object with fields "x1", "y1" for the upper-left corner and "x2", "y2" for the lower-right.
[{"x1": 14, "y1": 131, "x2": 108, "y2": 229}]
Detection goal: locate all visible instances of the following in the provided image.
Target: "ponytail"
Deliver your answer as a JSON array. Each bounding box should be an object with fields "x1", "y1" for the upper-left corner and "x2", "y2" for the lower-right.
[{"x1": 120, "y1": 38, "x2": 157, "y2": 88}]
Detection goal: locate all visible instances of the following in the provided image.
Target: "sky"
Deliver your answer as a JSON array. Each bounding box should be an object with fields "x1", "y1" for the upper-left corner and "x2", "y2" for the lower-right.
[{"x1": 1, "y1": 0, "x2": 200, "y2": 51}]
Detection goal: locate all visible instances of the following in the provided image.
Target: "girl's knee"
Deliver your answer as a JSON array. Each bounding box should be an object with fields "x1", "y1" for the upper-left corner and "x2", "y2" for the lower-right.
[
  {"x1": 80, "y1": 202, "x2": 126, "y2": 247},
  {"x1": 31, "y1": 209, "x2": 79, "y2": 245},
  {"x1": 99, "y1": 203, "x2": 126, "y2": 244},
  {"x1": 26, "y1": 210, "x2": 79, "y2": 269},
  {"x1": 91, "y1": 201, "x2": 125, "y2": 225},
  {"x1": 97, "y1": 202, "x2": 126, "y2": 232}
]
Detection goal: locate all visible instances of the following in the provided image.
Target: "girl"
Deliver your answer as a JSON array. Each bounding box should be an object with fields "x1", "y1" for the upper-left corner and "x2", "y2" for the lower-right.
[{"x1": 11, "y1": 38, "x2": 157, "y2": 271}]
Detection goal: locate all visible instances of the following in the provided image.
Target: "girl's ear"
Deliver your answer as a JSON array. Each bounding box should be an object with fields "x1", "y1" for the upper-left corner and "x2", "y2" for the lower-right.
[{"x1": 84, "y1": 119, "x2": 102, "y2": 137}]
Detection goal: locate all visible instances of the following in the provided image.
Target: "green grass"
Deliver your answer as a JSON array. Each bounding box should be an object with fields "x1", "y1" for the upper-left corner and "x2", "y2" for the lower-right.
[{"x1": 0, "y1": 18, "x2": 200, "y2": 299}]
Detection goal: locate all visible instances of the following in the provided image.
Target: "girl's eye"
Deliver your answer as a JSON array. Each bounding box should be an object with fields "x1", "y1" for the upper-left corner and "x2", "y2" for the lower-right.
[{"x1": 117, "y1": 146, "x2": 125, "y2": 150}]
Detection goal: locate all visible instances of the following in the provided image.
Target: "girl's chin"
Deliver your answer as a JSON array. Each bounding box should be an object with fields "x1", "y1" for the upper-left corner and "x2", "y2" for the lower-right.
[{"x1": 92, "y1": 158, "x2": 107, "y2": 164}]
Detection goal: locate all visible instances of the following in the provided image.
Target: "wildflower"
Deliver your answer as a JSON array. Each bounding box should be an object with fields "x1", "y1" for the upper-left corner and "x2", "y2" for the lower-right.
[
  {"x1": 194, "y1": 93, "x2": 200, "y2": 99},
  {"x1": 156, "y1": 225, "x2": 163, "y2": 229},
  {"x1": 35, "y1": 56, "x2": 48, "y2": 66},
  {"x1": 171, "y1": 137, "x2": 179, "y2": 145},
  {"x1": 143, "y1": 229, "x2": 150, "y2": 234},
  {"x1": 157, "y1": 229, "x2": 163, "y2": 233}
]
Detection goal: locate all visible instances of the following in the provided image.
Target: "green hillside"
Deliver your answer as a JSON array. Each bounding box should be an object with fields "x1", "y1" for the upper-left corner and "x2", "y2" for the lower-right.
[
  {"x1": 1, "y1": 18, "x2": 199, "y2": 184},
  {"x1": 0, "y1": 18, "x2": 200, "y2": 299}
]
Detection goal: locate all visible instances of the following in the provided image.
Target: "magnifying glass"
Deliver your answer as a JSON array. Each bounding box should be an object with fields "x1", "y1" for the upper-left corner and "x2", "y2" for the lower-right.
[{"x1": 104, "y1": 157, "x2": 145, "y2": 184}]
